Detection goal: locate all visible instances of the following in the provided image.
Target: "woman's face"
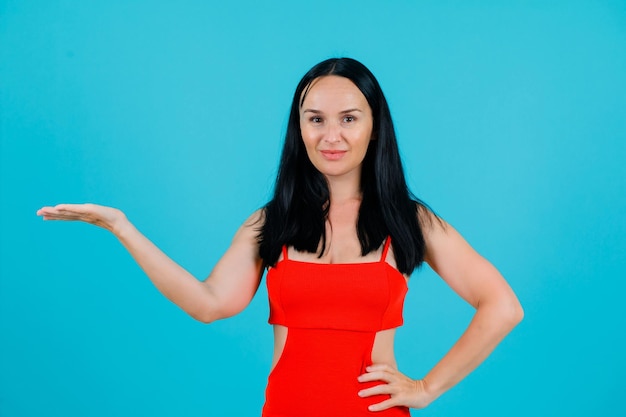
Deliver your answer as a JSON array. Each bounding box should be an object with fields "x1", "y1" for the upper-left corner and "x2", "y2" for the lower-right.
[{"x1": 299, "y1": 75, "x2": 374, "y2": 182}]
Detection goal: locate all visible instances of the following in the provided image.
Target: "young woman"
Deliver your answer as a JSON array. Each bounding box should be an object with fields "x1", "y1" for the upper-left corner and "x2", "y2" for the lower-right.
[{"x1": 38, "y1": 58, "x2": 523, "y2": 416}]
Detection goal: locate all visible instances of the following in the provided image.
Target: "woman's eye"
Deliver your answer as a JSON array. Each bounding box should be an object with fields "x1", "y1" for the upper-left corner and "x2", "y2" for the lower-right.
[
  {"x1": 343, "y1": 115, "x2": 355, "y2": 123},
  {"x1": 310, "y1": 116, "x2": 322, "y2": 123}
]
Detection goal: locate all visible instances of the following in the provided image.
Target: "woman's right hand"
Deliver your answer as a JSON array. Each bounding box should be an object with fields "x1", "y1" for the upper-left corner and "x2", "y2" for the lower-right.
[{"x1": 37, "y1": 203, "x2": 127, "y2": 235}]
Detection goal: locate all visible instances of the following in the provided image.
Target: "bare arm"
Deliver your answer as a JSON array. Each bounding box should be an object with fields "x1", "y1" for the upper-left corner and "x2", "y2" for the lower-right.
[
  {"x1": 37, "y1": 204, "x2": 264, "y2": 323},
  {"x1": 358, "y1": 210, "x2": 524, "y2": 410}
]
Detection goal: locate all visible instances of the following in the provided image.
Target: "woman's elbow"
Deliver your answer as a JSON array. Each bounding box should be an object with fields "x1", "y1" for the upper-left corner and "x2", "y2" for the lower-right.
[
  {"x1": 502, "y1": 296, "x2": 524, "y2": 329},
  {"x1": 192, "y1": 311, "x2": 218, "y2": 324},
  {"x1": 481, "y1": 292, "x2": 524, "y2": 331},
  {"x1": 188, "y1": 304, "x2": 228, "y2": 324},
  {"x1": 190, "y1": 301, "x2": 243, "y2": 324},
  {"x1": 513, "y1": 300, "x2": 524, "y2": 325}
]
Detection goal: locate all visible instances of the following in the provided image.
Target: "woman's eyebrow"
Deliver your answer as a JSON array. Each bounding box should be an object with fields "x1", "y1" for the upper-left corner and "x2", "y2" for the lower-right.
[
  {"x1": 339, "y1": 108, "x2": 363, "y2": 114},
  {"x1": 302, "y1": 108, "x2": 363, "y2": 114}
]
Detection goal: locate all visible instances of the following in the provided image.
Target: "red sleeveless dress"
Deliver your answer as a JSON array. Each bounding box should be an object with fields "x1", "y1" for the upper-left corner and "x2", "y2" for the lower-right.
[{"x1": 262, "y1": 238, "x2": 411, "y2": 416}]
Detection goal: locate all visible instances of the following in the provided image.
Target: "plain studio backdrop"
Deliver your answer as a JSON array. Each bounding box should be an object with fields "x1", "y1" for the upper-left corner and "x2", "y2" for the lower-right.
[{"x1": 1, "y1": 1, "x2": 624, "y2": 416}]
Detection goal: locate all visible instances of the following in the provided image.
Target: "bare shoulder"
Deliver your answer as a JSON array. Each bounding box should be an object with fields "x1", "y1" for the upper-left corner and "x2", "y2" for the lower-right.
[
  {"x1": 416, "y1": 205, "x2": 448, "y2": 245},
  {"x1": 417, "y1": 205, "x2": 470, "y2": 267},
  {"x1": 243, "y1": 208, "x2": 265, "y2": 228},
  {"x1": 232, "y1": 209, "x2": 265, "y2": 244}
]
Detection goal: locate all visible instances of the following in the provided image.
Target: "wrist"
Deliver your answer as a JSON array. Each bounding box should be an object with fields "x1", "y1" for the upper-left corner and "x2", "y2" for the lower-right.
[
  {"x1": 421, "y1": 377, "x2": 443, "y2": 404},
  {"x1": 110, "y1": 210, "x2": 131, "y2": 237}
]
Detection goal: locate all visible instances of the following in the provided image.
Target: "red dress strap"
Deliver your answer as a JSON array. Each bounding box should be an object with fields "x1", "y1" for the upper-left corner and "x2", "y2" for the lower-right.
[
  {"x1": 380, "y1": 236, "x2": 391, "y2": 262},
  {"x1": 281, "y1": 245, "x2": 289, "y2": 261}
]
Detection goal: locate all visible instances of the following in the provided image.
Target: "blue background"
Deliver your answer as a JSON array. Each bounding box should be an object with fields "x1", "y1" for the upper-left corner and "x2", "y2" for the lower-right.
[{"x1": 2, "y1": 1, "x2": 625, "y2": 416}]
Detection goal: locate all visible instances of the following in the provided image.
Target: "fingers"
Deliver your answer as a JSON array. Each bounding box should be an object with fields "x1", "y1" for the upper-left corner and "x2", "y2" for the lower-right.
[
  {"x1": 357, "y1": 364, "x2": 400, "y2": 400},
  {"x1": 357, "y1": 380, "x2": 401, "y2": 412},
  {"x1": 37, "y1": 205, "x2": 76, "y2": 220},
  {"x1": 36, "y1": 206, "x2": 62, "y2": 220},
  {"x1": 358, "y1": 383, "x2": 392, "y2": 397},
  {"x1": 363, "y1": 363, "x2": 393, "y2": 373},
  {"x1": 358, "y1": 364, "x2": 425, "y2": 411},
  {"x1": 367, "y1": 398, "x2": 397, "y2": 412},
  {"x1": 357, "y1": 364, "x2": 395, "y2": 383},
  {"x1": 37, "y1": 203, "x2": 124, "y2": 232},
  {"x1": 37, "y1": 203, "x2": 94, "y2": 222}
]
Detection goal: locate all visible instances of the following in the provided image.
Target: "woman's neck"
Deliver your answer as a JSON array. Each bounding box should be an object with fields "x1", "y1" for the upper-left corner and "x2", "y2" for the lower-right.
[{"x1": 326, "y1": 173, "x2": 362, "y2": 204}]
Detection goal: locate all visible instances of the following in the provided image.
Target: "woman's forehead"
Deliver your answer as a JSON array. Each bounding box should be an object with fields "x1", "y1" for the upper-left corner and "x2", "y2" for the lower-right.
[{"x1": 300, "y1": 76, "x2": 368, "y2": 111}]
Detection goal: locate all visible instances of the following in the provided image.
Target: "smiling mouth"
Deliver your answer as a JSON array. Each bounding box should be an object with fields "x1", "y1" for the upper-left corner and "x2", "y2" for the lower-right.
[{"x1": 320, "y1": 150, "x2": 347, "y2": 160}]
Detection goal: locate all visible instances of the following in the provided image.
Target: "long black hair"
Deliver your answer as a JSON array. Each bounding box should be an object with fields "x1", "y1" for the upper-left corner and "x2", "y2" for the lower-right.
[{"x1": 259, "y1": 57, "x2": 429, "y2": 275}]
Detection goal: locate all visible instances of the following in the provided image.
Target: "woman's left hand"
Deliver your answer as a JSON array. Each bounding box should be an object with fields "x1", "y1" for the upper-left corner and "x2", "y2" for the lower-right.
[{"x1": 357, "y1": 364, "x2": 434, "y2": 411}]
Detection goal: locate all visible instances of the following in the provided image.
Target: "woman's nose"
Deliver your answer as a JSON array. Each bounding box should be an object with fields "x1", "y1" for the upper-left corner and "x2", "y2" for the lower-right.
[{"x1": 323, "y1": 124, "x2": 341, "y2": 143}]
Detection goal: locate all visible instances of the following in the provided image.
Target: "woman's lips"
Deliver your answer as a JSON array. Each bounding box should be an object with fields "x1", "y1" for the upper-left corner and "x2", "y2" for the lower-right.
[{"x1": 320, "y1": 150, "x2": 347, "y2": 160}]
